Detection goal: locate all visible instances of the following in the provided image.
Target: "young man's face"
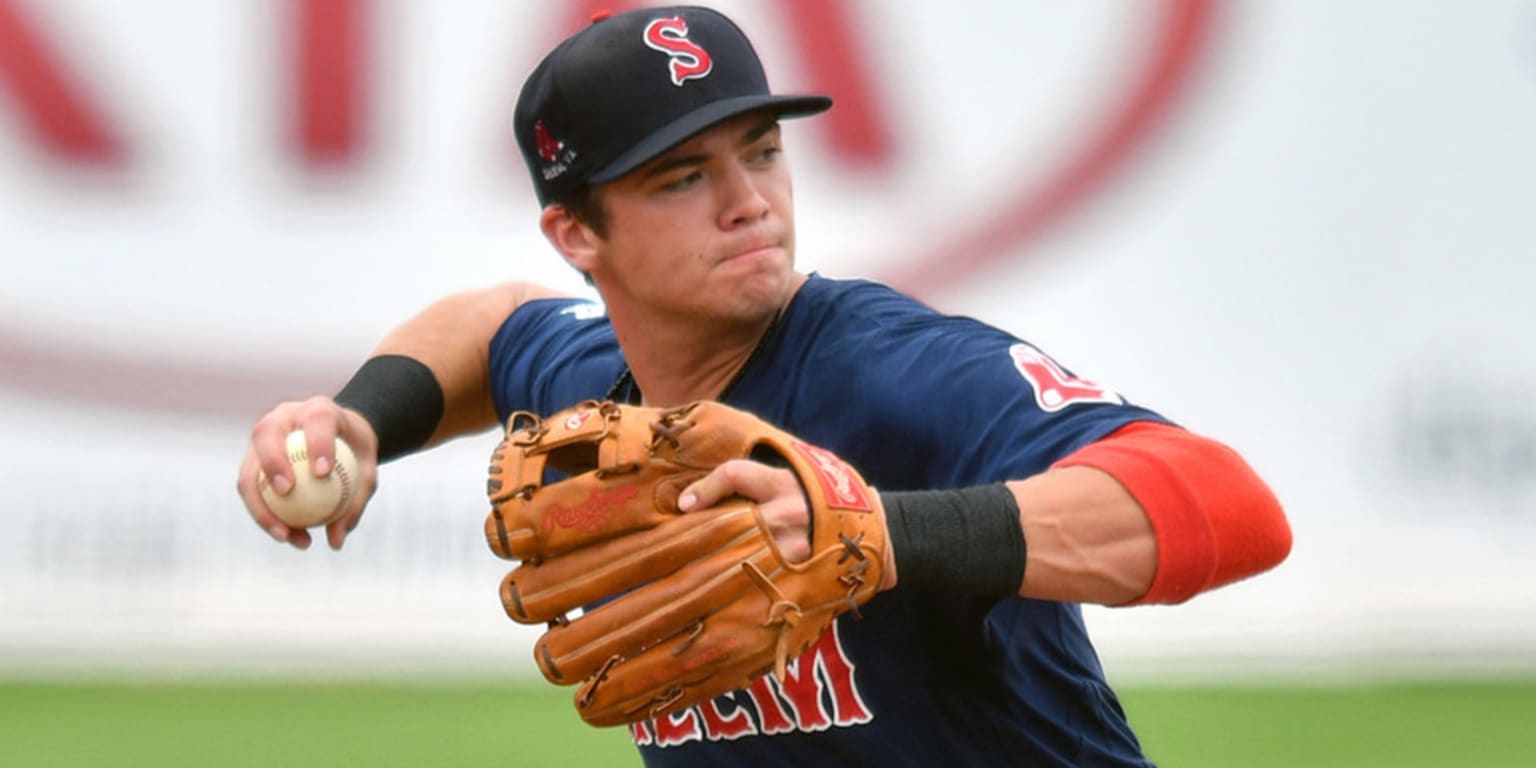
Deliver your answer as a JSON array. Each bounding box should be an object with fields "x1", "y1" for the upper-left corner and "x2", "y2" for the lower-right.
[{"x1": 584, "y1": 110, "x2": 799, "y2": 325}]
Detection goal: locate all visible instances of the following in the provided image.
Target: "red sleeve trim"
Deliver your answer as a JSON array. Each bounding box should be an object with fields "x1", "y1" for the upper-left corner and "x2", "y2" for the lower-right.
[{"x1": 1053, "y1": 421, "x2": 1291, "y2": 605}]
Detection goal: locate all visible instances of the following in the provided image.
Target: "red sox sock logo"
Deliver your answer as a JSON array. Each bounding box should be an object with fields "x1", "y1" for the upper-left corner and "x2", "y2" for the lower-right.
[
  {"x1": 1009, "y1": 343, "x2": 1122, "y2": 411},
  {"x1": 533, "y1": 121, "x2": 564, "y2": 163},
  {"x1": 533, "y1": 120, "x2": 575, "y2": 180},
  {"x1": 644, "y1": 16, "x2": 713, "y2": 86}
]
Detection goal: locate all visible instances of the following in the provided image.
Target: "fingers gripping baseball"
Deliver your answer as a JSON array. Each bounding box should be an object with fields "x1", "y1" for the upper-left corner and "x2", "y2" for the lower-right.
[
  {"x1": 482, "y1": 400, "x2": 888, "y2": 727},
  {"x1": 237, "y1": 396, "x2": 380, "y2": 551}
]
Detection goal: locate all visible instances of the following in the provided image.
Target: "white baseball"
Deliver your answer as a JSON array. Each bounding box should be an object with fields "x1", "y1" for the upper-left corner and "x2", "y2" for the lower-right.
[{"x1": 259, "y1": 430, "x2": 359, "y2": 528}]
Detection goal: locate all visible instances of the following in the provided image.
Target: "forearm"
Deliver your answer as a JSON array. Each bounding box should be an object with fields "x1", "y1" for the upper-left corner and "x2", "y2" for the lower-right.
[
  {"x1": 880, "y1": 467, "x2": 1154, "y2": 605},
  {"x1": 1010, "y1": 465, "x2": 1156, "y2": 604},
  {"x1": 882, "y1": 422, "x2": 1291, "y2": 606}
]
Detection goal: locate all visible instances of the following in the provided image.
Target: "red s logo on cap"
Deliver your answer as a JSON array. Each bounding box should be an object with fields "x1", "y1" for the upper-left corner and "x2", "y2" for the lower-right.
[{"x1": 644, "y1": 17, "x2": 713, "y2": 86}]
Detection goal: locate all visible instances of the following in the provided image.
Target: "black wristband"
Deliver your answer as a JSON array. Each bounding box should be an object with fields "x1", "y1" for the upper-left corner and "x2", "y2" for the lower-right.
[
  {"x1": 882, "y1": 484, "x2": 1027, "y2": 597},
  {"x1": 334, "y1": 355, "x2": 445, "y2": 463}
]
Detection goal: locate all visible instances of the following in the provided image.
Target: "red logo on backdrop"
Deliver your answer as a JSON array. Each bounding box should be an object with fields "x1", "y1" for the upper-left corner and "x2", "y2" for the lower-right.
[
  {"x1": 790, "y1": 441, "x2": 871, "y2": 512},
  {"x1": 0, "y1": 0, "x2": 1215, "y2": 418},
  {"x1": 643, "y1": 16, "x2": 714, "y2": 86}
]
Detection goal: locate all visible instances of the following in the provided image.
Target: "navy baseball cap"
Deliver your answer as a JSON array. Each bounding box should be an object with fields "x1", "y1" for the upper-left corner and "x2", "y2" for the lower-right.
[{"x1": 514, "y1": 6, "x2": 832, "y2": 205}]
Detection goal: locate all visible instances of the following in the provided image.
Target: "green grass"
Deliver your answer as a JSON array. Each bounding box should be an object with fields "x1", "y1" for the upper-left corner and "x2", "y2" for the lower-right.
[
  {"x1": 1, "y1": 680, "x2": 1532, "y2": 767},
  {"x1": 1124, "y1": 682, "x2": 1536, "y2": 768},
  {"x1": 0, "y1": 681, "x2": 637, "y2": 767}
]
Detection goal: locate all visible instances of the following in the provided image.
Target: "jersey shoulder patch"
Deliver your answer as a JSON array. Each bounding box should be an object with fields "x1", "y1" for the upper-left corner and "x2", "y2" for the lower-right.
[
  {"x1": 557, "y1": 301, "x2": 606, "y2": 321},
  {"x1": 1009, "y1": 342, "x2": 1123, "y2": 412}
]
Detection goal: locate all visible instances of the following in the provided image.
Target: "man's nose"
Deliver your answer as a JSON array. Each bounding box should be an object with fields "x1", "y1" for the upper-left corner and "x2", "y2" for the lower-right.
[{"x1": 717, "y1": 164, "x2": 771, "y2": 227}]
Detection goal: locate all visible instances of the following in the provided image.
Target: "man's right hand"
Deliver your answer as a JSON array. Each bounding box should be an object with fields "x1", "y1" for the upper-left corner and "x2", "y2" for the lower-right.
[{"x1": 236, "y1": 396, "x2": 381, "y2": 551}]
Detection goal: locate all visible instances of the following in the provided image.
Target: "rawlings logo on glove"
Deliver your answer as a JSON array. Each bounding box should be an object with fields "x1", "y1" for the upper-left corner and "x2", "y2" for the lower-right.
[{"x1": 484, "y1": 400, "x2": 888, "y2": 727}]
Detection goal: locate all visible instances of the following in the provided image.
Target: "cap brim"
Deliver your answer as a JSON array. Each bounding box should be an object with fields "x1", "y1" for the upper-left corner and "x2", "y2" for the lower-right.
[{"x1": 587, "y1": 94, "x2": 832, "y2": 186}]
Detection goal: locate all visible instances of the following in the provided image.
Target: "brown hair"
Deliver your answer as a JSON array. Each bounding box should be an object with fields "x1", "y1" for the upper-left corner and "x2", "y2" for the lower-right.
[{"x1": 560, "y1": 184, "x2": 609, "y2": 240}]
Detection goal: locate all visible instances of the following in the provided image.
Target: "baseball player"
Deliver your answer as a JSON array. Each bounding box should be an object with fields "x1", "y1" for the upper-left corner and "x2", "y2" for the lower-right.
[{"x1": 236, "y1": 6, "x2": 1292, "y2": 766}]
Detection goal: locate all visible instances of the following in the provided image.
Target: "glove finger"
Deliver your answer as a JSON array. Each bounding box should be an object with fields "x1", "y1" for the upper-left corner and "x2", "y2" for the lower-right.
[
  {"x1": 502, "y1": 501, "x2": 759, "y2": 623},
  {"x1": 575, "y1": 548, "x2": 880, "y2": 726},
  {"x1": 578, "y1": 644, "x2": 783, "y2": 727},
  {"x1": 535, "y1": 541, "x2": 778, "y2": 685}
]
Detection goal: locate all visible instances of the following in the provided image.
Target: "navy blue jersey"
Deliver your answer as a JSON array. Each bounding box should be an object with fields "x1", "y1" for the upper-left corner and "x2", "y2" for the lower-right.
[{"x1": 489, "y1": 275, "x2": 1167, "y2": 767}]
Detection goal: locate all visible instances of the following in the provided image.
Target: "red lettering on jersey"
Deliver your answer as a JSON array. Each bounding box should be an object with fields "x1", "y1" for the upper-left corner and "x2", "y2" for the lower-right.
[
  {"x1": 1009, "y1": 343, "x2": 1122, "y2": 412},
  {"x1": 774, "y1": 622, "x2": 873, "y2": 730},
  {"x1": 630, "y1": 622, "x2": 872, "y2": 749},
  {"x1": 698, "y1": 694, "x2": 757, "y2": 741},
  {"x1": 629, "y1": 719, "x2": 653, "y2": 746},
  {"x1": 790, "y1": 441, "x2": 872, "y2": 512},
  {"x1": 811, "y1": 623, "x2": 874, "y2": 724},
  {"x1": 745, "y1": 675, "x2": 796, "y2": 735},
  {"x1": 775, "y1": 660, "x2": 831, "y2": 730},
  {"x1": 643, "y1": 17, "x2": 713, "y2": 86},
  {"x1": 653, "y1": 707, "x2": 703, "y2": 747}
]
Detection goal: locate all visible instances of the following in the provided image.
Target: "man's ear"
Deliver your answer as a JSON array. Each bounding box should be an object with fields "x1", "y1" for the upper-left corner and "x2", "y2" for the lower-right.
[{"x1": 540, "y1": 205, "x2": 600, "y2": 274}]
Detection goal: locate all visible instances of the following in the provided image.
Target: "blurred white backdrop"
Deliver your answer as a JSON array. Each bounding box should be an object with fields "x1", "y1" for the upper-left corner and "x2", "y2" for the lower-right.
[{"x1": 3, "y1": 0, "x2": 1533, "y2": 681}]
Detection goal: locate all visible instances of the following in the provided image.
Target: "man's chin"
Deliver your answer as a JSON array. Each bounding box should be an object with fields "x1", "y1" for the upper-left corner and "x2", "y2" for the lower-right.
[{"x1": 716, "y1": 269, "x2": 796, "y2": 320}]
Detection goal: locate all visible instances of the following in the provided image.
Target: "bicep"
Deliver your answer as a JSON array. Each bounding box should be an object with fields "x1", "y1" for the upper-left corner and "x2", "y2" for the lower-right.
[{"x1": 374, "y1": 282, "x2": 572, "y2": 442}]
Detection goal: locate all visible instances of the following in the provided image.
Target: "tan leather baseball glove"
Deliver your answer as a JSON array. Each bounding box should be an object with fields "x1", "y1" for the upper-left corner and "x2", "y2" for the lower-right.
[{"x1": 484, "y1": 399, "x2": 887, "y2": 727}]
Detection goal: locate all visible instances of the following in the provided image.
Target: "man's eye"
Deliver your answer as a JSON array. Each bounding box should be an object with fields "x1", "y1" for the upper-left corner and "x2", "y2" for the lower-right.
[{"x1": 660, "y1": 172, "x2": 702, "y2": 191}]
